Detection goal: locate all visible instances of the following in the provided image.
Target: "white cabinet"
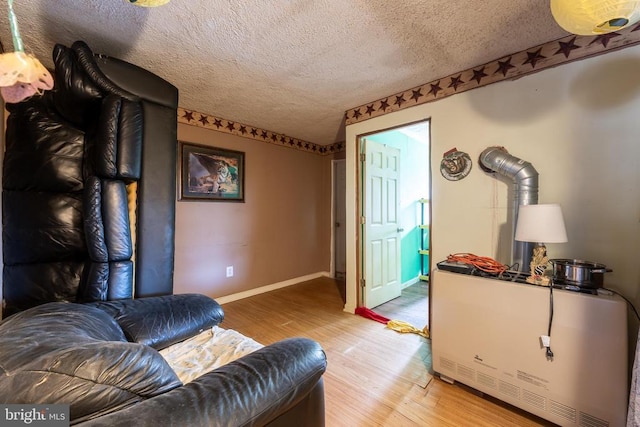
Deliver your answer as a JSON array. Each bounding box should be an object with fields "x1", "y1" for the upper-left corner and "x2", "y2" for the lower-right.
[{"x1": 432, "y1": 270, "x2": 628, "y2": 427}]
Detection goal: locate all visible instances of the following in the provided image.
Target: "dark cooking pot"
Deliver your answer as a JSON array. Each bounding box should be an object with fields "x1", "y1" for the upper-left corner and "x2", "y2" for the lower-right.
[{"x1": 550, "y1": 259, "x2": 612, "y2": 288}]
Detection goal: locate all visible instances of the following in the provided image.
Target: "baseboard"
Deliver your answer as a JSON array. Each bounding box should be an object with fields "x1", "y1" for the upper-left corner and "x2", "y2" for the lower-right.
[
  {"x1": 343, "y1": 302, "x2": 357, "y2": 314},
  {"x1": 216, "y1": 271, "x2": 332, "y2": 304},
  {"x1": 401, "y1": 276, "x2": 421, "y2": 290}
]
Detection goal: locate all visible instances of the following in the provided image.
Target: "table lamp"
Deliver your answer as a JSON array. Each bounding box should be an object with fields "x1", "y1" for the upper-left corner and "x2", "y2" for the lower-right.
[{"x1": 515, "y1": 204, "x2": 568, "y2": 285}]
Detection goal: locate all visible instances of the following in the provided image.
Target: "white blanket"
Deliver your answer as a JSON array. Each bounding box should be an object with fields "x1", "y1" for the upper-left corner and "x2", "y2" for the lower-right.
[{"x1": 159, "y1": 326, "x2": 264, "y2": 384}]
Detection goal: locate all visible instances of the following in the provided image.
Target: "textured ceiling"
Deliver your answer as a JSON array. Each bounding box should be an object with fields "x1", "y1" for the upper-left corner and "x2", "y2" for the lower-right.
[{"x1": 0, "y1": 1, "x2": 568, "y2": 145}]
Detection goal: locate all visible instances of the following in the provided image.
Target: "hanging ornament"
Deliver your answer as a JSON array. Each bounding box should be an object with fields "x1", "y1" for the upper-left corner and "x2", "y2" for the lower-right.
[
  {"x1": 126, "y1": 0, "x2": 171, "y2": 6},
  {"x1": 440, "y1": 148, "x2": 472, "y2": 181},
  {"x1": 550, "y1": 0, "x2": 640, "y2": 35},
  {"x1": 0, "y1": 0, "x2": 53, "y2": 103}
]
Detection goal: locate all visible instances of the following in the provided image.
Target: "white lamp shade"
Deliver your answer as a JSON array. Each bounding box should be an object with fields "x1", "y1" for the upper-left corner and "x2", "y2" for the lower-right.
[
  {"x1": 515, "y1": 204, "x2": 568, "y2": 243},
  {"x1": 551, "y1": 0, "x2": 640, "y2": 35}
]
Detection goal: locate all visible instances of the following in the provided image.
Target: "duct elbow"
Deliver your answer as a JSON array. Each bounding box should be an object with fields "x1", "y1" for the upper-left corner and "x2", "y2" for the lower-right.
[
  {"x1": 479, "y1": 146, "x2": 538, "y2": 186},
  {"x1": 479, "y1": 146, "x2": 507, "y2": 173},
  {"x1": 479, "y1": 146, "x2": 509, "y2": 174}
]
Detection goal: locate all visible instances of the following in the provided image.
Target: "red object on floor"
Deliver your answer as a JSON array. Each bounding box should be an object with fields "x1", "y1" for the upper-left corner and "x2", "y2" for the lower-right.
[{"x1": 355, "y1": 307, "x2": 390, "y2": 324}]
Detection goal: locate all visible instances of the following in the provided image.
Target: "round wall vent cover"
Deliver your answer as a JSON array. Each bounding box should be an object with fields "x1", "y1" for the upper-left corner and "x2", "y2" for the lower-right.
[{"x1": 440, "y1": 150, "x2": 472, "y2": 181}]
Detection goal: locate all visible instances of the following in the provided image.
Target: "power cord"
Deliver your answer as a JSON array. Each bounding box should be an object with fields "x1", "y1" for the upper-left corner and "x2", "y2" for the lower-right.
[
  {"x1": 601, "y1": 287, "x2": 640, "y2": 322},
  {"x1": 542, "y1": 285, "x2": 640, "y2": 361},
  {"x1": 545, "y1": 284, "x2": 554, "y2": 360}
]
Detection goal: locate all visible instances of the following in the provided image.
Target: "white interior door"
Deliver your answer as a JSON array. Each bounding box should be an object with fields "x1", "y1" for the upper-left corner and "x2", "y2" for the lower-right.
[{"x1": 363, "y1": 139, "x2": 402, "y2": 308}]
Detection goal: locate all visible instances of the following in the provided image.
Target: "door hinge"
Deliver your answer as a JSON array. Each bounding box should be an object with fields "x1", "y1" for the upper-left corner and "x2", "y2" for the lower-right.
[
  {"x1": 360, "y1": 216, "x2": 366, "y2": 224},
  {"x1": 360, "y1": 153, "x2": 366, "y2": 162},
  {"x1": 360, "y1": 278, "x2": 366, "y2": 288}
]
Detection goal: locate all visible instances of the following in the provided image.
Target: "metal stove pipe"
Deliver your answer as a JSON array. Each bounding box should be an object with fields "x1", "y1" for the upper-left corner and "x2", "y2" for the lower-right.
[{"x1": 479, "y1": 147, "x2": 538, "y2": 273}]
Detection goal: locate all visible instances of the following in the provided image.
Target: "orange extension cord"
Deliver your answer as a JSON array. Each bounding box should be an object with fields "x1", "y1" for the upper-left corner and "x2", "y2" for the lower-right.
[{"x1": 446, "y1": 253, "x2": 509, "y2": 274}]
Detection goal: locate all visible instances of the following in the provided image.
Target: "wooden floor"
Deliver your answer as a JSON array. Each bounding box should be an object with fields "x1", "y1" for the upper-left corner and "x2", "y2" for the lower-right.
[{"x1": 221, "y1": 277, "x2": 552, "y2": 426}]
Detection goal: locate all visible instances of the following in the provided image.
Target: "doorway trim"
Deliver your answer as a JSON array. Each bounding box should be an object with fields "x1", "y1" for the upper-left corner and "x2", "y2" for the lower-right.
[
  {"x1": 344, "y1": 113, "x2": 431, "y2": 314},
  {"x1": 330, "y1": 159, "x2": 346, "y2": 280}
]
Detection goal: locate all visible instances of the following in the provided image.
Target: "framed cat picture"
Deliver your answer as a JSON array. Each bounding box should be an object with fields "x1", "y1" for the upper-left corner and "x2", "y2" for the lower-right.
[{"x1": 178, "y1": 142, "x2": 245, "y2": 202}]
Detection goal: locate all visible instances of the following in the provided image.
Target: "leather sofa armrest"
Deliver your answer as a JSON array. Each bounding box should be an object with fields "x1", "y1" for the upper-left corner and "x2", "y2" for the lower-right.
[
  {"x1": 88, "y1": 294, "x2": 224, "y2": 349},
  {"x1": 76, "y1": 338, "x2": 327, "y2": 427}
]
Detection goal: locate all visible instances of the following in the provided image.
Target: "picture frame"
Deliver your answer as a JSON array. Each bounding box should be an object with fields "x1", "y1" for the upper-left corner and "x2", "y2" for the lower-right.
[{"x1": 178, "y1": 142, "x2": 245, "y2": 202}]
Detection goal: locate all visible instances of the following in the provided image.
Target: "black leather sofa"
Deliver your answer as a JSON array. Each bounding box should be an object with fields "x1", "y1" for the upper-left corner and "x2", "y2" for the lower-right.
[
  {"x1": 0, "y1": 41, "x2": 327, "y2": 426},
  {"x1": 0, "y1": 299, "x2": 327, "y2": 426}
]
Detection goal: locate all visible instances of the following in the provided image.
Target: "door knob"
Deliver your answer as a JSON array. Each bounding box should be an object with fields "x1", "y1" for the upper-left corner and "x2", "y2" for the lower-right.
[{"x1": 397, "y1": 228, "x2": 404, "y2": 232}]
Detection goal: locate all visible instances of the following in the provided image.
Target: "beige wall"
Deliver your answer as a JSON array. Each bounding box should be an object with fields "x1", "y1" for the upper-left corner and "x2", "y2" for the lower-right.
[
  {"x1": 174, "y1": 123, "x2": 332, "y2": 300},
  {"x1": 345, "y1": 45, "x2": 640, "y2": 313}
]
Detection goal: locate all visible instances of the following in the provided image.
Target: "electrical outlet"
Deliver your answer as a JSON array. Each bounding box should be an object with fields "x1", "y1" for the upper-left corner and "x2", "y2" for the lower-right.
[{"x1": 226, "y1": 266, "x2": 234, "y2": 277}]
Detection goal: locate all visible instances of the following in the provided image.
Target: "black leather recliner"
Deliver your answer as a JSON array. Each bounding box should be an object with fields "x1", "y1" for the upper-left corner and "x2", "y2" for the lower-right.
[{"x1": 0, "y1": 41, "x2": 327, "y2": 426}]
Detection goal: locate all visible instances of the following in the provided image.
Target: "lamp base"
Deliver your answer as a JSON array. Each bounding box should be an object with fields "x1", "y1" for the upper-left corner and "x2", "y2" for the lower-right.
[
  {"x1": 526, "y1": 274, "x2": 550, "y2": 286},
  {"x1": 527, "y1": 243, "x2": 550, "y2": 286}
]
